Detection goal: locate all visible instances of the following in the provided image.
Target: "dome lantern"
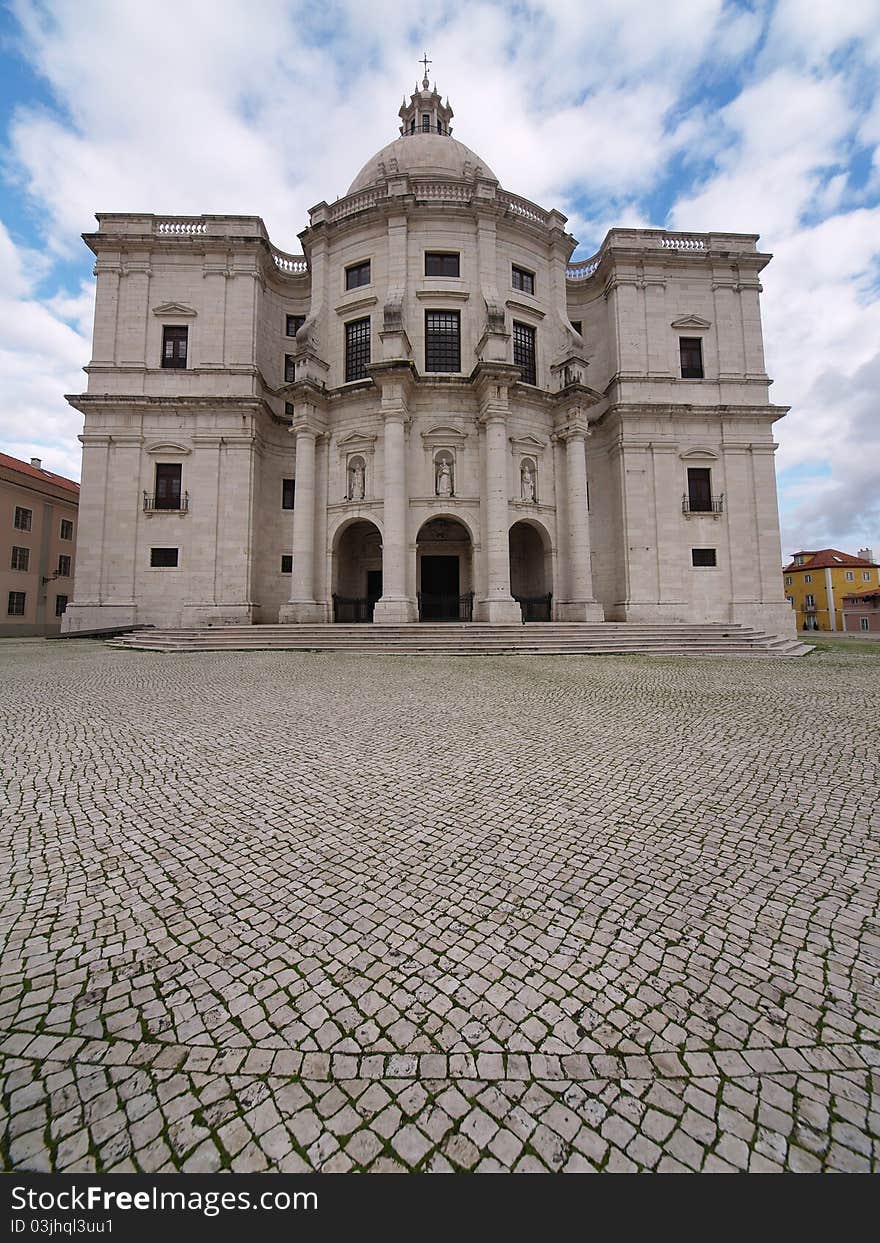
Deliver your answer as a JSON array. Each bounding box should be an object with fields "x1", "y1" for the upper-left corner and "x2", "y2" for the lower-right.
[{"x1": 398, "y1": 52, "x2": 454, "y2": 136}]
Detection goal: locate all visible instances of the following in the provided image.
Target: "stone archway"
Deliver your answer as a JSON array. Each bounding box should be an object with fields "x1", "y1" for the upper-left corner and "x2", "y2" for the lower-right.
[
  {"x1": 416, "y1": 516, "x2": 474, "y2": 621},
  {"x1": 509, "y1": 520, "x2": 553, "y2": 621},
  {"x1": 332, "y1": 519, "x2": 383, "y2": 622}
]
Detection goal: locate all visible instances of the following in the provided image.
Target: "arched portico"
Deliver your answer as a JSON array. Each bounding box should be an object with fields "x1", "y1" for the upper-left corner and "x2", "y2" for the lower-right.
[
  {"x1": 509, "y1": 519, "x2": 553, "y2": 621},
  {"x1": 332, "y1": 518, "x2": 383, "y2": 621},
  {"x1": 416, "y1": 515, "x2": 474, "y2": 621}
]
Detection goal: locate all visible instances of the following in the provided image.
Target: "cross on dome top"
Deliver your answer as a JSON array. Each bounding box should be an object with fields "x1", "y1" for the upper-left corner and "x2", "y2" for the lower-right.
[{"x1": 398, "y1": 56, "x2": 454, "y2": 137}]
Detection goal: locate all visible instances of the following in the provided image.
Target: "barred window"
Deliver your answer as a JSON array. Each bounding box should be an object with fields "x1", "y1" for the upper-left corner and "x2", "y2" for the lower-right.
[
  {"x1": 150, "y1": 547, "x2": 179, "y2": 568},
  {"x1": 286, "y1": 314, "x2": 305, "y2": 337},
  {"x1": 55, "y1": 595, "x2": 68, "y2": 617},
  {"x1": 282, "y1": 479, "x2": 295, "y2": 510},
  {"x1": 513, "y1": 321, "x2": 537, "y2": 385},
  {"x1": 281, "y1": 555, "x2": 293, "y2": 574},
  {"x1": 8, "y1": 591, "x2": 26, "y2": 616},
  {"x1": 425, "y1": 310, "x2": 461, "y2": 373},
  {"x1": 14, "y1": 506, "x2": 32, "y2": 531},
  {"x1": 345, "y1": 317, "x2": 371, "y2": 383},
  {"x1": 60, "y1": 519, "x2": 74, "y2": 540},
  {"x1": 284, "y1": 353, "x2": 295, "y2": 382},
  {"x1": 680, "y1": 337, "x2": 704, "y2": 379},
  {"x1": 692, "y1": 548, "x2": 717, "y2": 567},
  {"x1": 512, "y1": 265, "x2": 535, "y2": 295},
  {"x1": 425, "y1": 252, "x2": 460, "y2": 277},
  {"x1": 57, "y1": 555, "x2": 71, "y2": 577},
  {"x1": 11, "y1": 546, "x2": 29, "y2": 571}
]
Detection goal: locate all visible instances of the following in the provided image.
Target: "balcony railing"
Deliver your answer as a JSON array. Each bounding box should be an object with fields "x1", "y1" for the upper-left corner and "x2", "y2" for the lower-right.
[
  {"x1": 682, "y1": 493, "x2": 724, "y2": 515},
  {"x1": 144, "y1": 492, "x2": 189, "y2": 513}
]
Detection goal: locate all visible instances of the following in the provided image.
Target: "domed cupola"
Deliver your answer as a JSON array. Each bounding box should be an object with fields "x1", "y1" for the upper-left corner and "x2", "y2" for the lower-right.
[{"x1": 346, "y1": 59, "x2": 497, "y2": 194}]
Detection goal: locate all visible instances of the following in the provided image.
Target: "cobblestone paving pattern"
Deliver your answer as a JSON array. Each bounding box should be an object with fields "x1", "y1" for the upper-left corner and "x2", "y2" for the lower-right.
[{"x1": 2, "y1": 639, "x2": 878, "y2": 1172}]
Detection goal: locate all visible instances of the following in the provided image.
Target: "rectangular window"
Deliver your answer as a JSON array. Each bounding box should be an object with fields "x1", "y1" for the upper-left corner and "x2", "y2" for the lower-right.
[
  {"x1": 570, "y1": 320, "x2": 582, "y2": 336},
  {"x1": 512, "y1": 265, "x2": 535, "y2": 295},
  {"x1": 11, "y1": 546, "x2": 29, "y2": 571},
  {"x1": 345, "y1": 317, "x2": 371, "y2": 382},
  {"x1": 55, "y1": 595, "x2": 68, "y2": 617},
  {"x1": 345, "y1": 261, "x2": 371, "y2": 290},
  {"x1": 785, "y1": 575, "x2": 793, "y2": 585},
  {"x1": 864, "y1": 571, "x2": 872, "y2": 581},
  {"x1": 421, "y1": 113, "x2": 430, "y2": 132},
  {"x1": 150, "y1": 547, "x2": 179, "y2": 568},
  {"x1": 680, "y1": 337, "x2": 704, "y2": 379},
  {"x1": 60, "y1": 519, "x2": 74, "y2": 540},
  {"x1": 692, "y1": 548, "x2": 717, "y2": 567},
  {"x1": 861, "y1": 617, "x2": 870, "y2": 631},
  {"x1": 285, "y1": 401, "x2": 294, "y2": 417},
  {"x1": 513, "y1": 321, "x2": 537, "y2": 385},
  {"x1": 845, "y1": 570, "x2": 854, "y2": 581},
  {"x1": 284, "y1": 353, "x2": 296, "y2": 382},
  {"x1": 805, "y1": 593, "x2": 815, "y2": 608},
  {"x1": 7, "y1": 591, "x2": 26, "y2": 616},
  {"x1": 14, "y1": 506, "x2": 32, "y2": 531},
  {"x1": 161, "y1": 325, "x2": 188, "y2": 369},
  {"x1": 282, "y1": 478, "x2": 295, "y2": 510},
  {"x1": 425, "y1": 310, "x2": 461, "y2": 373},
  {"x1": 687, "y1": 467, "x2": 713, "y2": 512},
  {"x1": 281, "y1": 554, "x2": 293, "y2": 574},
  {"x1": 57, "y1": 555, "x2": 71, "y2": 577},
  {"x1": 804, "y1": 574, "x2": 812, "y2": 584},
  {"x1": 155, "y1": 463, "x2": 182, "y2": 510},
  {"x1": 425, "y1": 252, "x2": 460, "y2": 277},
  {"x1": 286, "y1": 314, "x2": 305, "y2": 337}
]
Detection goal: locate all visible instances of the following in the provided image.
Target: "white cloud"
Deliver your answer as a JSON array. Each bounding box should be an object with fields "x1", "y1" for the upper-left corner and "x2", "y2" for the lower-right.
[{"x1": 1, "y1": 0, "x2": 878, "y2": 552}]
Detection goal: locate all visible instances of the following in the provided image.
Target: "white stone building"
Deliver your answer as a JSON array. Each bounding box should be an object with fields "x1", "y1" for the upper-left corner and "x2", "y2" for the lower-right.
[{"x1": 63, "y1": 74, "x2": 794, "y2": 635}]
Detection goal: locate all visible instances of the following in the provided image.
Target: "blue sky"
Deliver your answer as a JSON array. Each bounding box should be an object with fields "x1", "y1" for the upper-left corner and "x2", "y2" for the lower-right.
[{"x1": 1, "y1": 0, "x2": 878, "y2": 559}]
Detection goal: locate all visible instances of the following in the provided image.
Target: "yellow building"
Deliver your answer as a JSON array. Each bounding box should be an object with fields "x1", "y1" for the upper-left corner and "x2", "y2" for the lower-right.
[
  {"x1": 783, "y1": 548, "x2": 879, "y2": 632},
  {"x1": 1, "y1": 452, "x2": 79, "y2": 636}
]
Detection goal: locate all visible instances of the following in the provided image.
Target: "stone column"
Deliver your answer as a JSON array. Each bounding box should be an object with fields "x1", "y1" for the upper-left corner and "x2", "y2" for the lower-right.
[
  {"x1": 557, "y1": 419, "x2": 603, "y2": 621},
  {"x1": 477, "y1": 413, "x2": 519, "y2": 622},
  {"x1": 280, "y1": 419, "x2": 325, "y2": 623},
  {"x1": 374, "y1": 409, "x2": 415, "y2": 623}
]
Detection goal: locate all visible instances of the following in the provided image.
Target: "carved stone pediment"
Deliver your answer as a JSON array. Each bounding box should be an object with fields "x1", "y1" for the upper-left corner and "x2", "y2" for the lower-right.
[
  {"x1": 337, "y1": 430, "x2": 377, "y2": 458},
  {"x1": 152, "y1": 302, "x2": 197, "y2": 317},
  {"x1": 146, "y1": 441, "x2": 192, "y2": 455},
  {"x1": 509, "y1": 433, "x2": 546, "y2": 453},
  {"x1": 421, "y1": 424, "x2": 469, "y2": 449},
  {"x1": 680, "y1": 446, "x2": 718, "y2": 460},
  {"x1": 671, "y1": 315, "x2": 711, "y2": 329}
]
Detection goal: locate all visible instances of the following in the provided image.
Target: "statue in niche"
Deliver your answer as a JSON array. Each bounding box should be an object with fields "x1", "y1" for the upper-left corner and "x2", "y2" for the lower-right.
[
  {"x1": 521, "y1": 461, "x2": 536, "y2": 502},
  {"x1": 436, "y1": 458, "x2": 454, "y2": 497},
  {"x1": 349, "y1": 459, "x2": 365, "y2": 501}
]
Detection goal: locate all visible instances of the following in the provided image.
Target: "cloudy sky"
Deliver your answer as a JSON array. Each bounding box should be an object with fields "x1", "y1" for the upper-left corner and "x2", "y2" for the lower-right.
[{"x1": 1, "y1": 0, "x2": 878, "y2": 559}]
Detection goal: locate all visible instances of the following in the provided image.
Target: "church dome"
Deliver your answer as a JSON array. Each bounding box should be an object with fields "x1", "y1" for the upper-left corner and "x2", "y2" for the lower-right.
[
  {"x1": 348, "y1": 132, "x2": 497, "y2": 194},
  {"x1": 347, "y1": 68, "x2": 496, "y2": 195}
]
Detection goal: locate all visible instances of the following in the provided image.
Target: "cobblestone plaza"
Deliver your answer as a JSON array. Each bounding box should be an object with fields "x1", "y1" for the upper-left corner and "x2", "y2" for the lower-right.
[{"x1": 2, "y1": 640, "x2": 878, "y2": 1173}]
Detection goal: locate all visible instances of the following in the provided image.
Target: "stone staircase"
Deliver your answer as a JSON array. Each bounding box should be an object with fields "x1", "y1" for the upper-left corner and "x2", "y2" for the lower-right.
[{"x1": 107, "y1": 622, "x2": 813, "y2": 657}]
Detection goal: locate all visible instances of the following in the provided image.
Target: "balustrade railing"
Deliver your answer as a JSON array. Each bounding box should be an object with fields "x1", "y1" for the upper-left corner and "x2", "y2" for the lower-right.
[
  {"x1": 682, "y1": 493, "x2": 724, "y2": 515},
  {"x1": 272, "y1": 251, "x2": 308, "y2": 274},
  {"x1": 144, "y1": 492, "x2": 189, "y2": 513},
  {"x1": 154, "y1": 220, "x2": 207, "y2": 235},
  {"x1": 566, "y1": 255, "x2": 601, "y2": 280}
]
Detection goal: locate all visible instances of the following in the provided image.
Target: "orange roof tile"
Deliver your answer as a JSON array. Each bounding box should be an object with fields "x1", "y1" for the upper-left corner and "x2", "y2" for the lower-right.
[
  {"x1": 784, "y1": 549, "x2": 877, "y2": 572},
  {"x1": 0, "y1": 451, "x2": 80, "y2": 496}
]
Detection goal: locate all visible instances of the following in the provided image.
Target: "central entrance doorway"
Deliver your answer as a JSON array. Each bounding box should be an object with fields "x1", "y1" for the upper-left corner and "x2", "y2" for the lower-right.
[
  {"x1": 420, "y1": 555, "x2": 460, "y2": 620},
  {"x1": 416, "y1": 516, "x2": 474, "y2": 621}
]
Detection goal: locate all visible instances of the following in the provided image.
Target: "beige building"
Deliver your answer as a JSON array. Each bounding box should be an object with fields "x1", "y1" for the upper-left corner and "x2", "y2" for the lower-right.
[
  {"x1": 63, "y1": 74, "x2": 793, "y2": 636},
  {"x1": 1, "y1": 452, "x2": 79, "y2": 636}
]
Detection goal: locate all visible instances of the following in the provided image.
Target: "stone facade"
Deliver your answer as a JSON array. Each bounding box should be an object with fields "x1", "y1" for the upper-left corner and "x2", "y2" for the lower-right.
[
  {"x1": 1, "y1": 452, "x2": 79, "y2": 636},
  {"x1": 63, "y1": 76, "x2": 793, "y2": 635}
]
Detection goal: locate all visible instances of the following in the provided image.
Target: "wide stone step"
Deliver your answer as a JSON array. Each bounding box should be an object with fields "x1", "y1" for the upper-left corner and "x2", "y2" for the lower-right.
[{"x1": 106, "y1": 621, "x2": 813, "y2": 657}]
